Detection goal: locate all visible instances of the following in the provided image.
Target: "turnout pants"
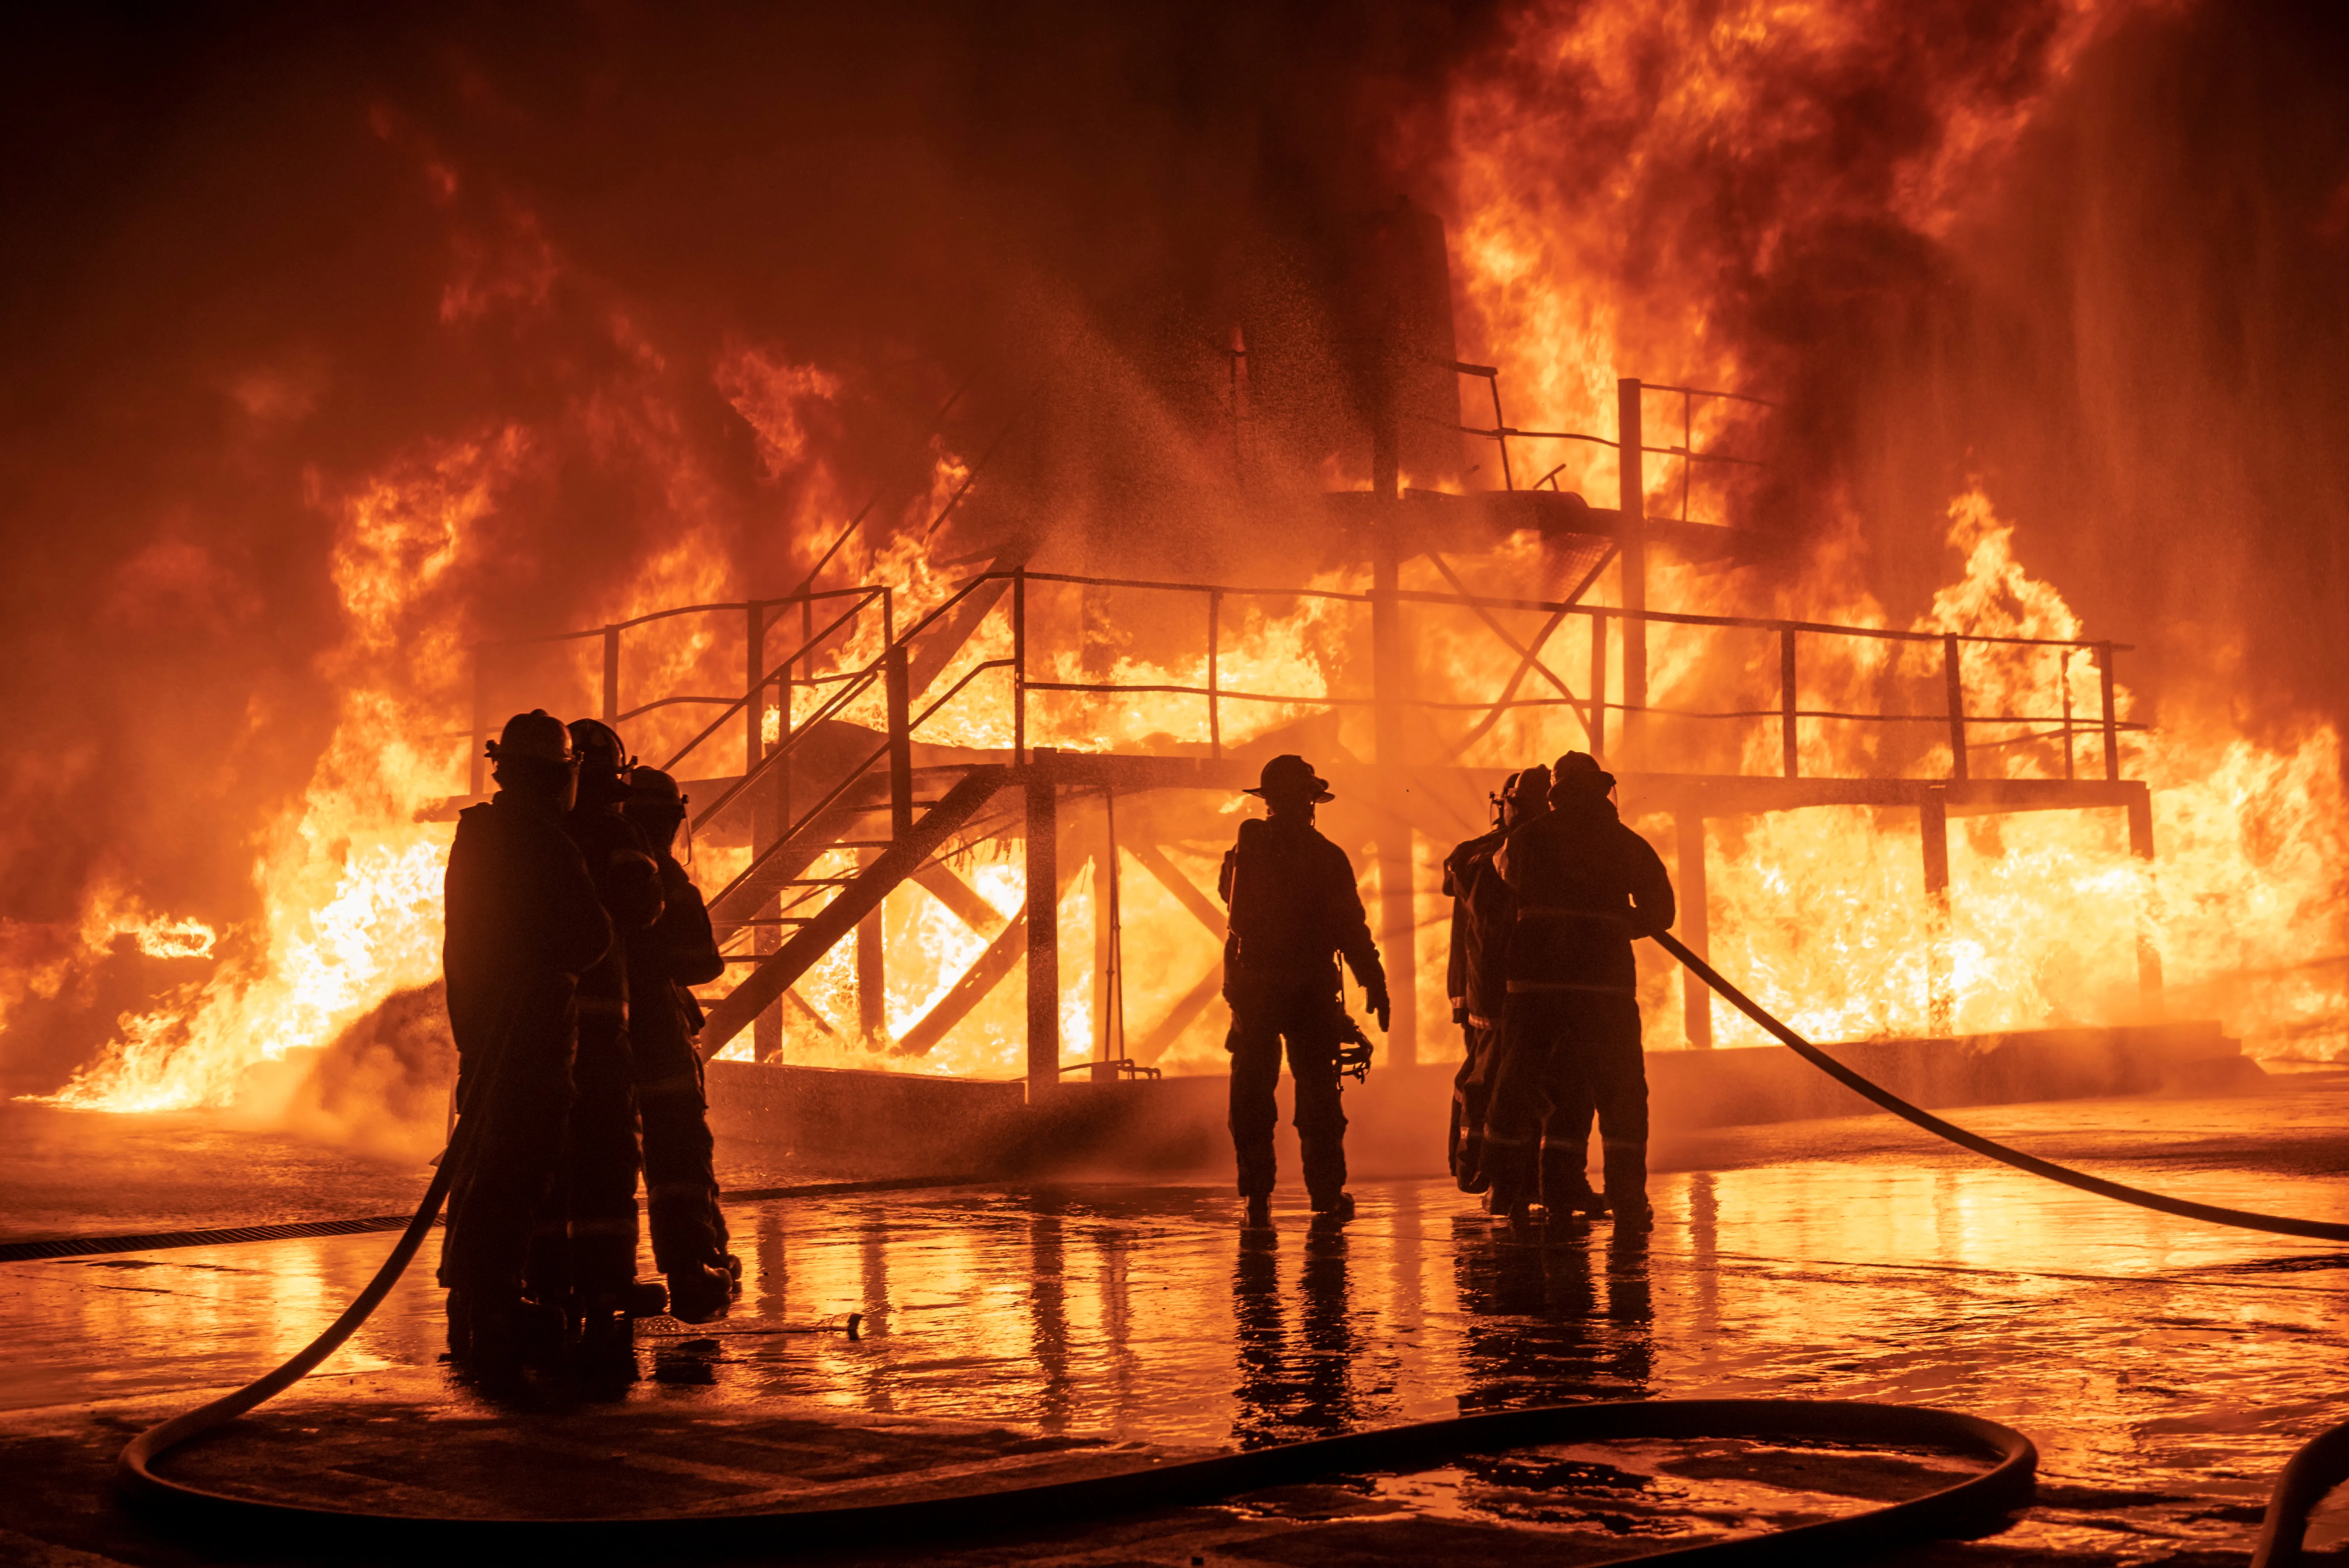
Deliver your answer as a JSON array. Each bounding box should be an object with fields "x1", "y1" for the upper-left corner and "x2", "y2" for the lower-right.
[
  {"x1": 1227, "y1": 981, "x2": 1349, "y2": 1206},
  {"x1": 530, "y1": 1000, "x2": 642, "y2": 1306},
  {"x1": 440, "y1": 978, "x2": 577, "y2": 1298},
  {"x1": 1484, "y1": 990, "x2": 1647, "y2": 1210},
  {"x1": 1450, "y1": 1019, "x2": 1500, "y2": 1193},
  {"x1": 635, "y1": 1044, "x2": 728, "y2": 1279}
]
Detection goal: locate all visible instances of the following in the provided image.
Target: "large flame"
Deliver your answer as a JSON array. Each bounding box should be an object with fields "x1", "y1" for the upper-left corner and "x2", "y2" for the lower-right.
[{"x1": 38, "y1": 0, "x2": 2349, "y2": 1123}]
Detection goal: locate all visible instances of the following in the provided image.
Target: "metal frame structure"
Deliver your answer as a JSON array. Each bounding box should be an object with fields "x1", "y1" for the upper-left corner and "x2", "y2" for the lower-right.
[{"x1": 454, "y1": 377, "x2": 2161, "y2": 1095}]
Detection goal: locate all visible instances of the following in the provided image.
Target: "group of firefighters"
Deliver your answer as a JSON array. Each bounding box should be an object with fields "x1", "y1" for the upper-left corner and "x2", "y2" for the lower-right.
[
  {"x1": 1218, "y1": 750, "x2": 1673, "y2": 1232},
  {"x1": 439, "y1": 710, "x2": 737, "y2": 1382},
  {"x1": 437, "y1": 715, "x2": 1672, "y2": 1381}
]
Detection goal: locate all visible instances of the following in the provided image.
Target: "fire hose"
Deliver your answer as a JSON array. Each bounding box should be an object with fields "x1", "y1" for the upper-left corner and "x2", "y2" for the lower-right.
[{"x1": 111, "y1": 941, "x2": 2349, "y2": 1561}]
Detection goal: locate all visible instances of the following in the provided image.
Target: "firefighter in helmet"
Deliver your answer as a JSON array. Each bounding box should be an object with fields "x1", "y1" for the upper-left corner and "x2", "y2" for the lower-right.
[
  {"x1": 1484, "y1": 751, "x2": 1674, "y2": 1229},
  {"x1": 621, "y1": 766, "x2": 736, "y2": 1323},
  {"x1": 439, "y1": 710, "x2": 611, "y2": 1378},
  {"x1": 1219, "y1": 754, "x2": 1388, "y2": 1228},
  {"x1": 550, "y1": 718, "x2": 666, "y2": 1352}
]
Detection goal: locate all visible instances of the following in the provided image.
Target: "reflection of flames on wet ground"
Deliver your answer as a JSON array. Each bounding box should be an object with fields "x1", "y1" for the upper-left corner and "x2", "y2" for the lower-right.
[{"x1": 33, "y1": 0, "x2": 2349, "y2": 1116}]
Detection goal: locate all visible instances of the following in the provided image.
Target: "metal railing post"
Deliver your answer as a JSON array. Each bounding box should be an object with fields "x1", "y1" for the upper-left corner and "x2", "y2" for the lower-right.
[
  {"x1": 1588, "y1": 611, "x2": 1608, "y2": 764},
  {"x1": 745, "y1": 602, "x2": 766, "y2": 776},
  {"x1": 602, "y1": 626, "x2": 621, "y2": 729},
  {"x1": 1942, "y1": 633, "x2": 1968, "y2": 783},
  {"x1": 2060, "y1": 649, "x2": 2076, "y2": 781},
  {"x1": 1779, "y1": 628, "x2": 1798, "y2": 779},
  {"x1": 1207, "y1": 590, "x2": 1222, "y2": 760},
  {"x1": 1012, "y1": 567, "x2": 1028, "y2": 764},
  {"x1": 2099, "y1": 642, "x2": 2121, "y2": 781},
  {"x1": 885, "y1": 643, "x2": 914, "y2": 837}
]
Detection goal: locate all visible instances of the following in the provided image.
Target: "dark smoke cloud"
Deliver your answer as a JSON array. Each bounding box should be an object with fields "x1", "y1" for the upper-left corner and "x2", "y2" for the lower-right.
[
  {"x1": 1731, "y1": 2, "x2": 2349, "y2": 731},
  {"x1": 0, "y1": 2, "x2": 1494, "y2": 1030}
]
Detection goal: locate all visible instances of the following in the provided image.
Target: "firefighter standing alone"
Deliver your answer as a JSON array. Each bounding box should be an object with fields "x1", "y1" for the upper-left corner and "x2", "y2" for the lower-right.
[{"x1": 1219, "y1": 754, "x2": 1388, "y2": 1228}]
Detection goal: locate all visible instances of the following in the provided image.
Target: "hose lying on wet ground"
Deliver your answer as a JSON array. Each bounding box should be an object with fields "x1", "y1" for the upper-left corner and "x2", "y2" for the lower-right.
[
  {"x1": 1655, "y1": 930, "x2": 2349, "y2": 1244},
  {"x1": 112, "y1": 938, "x2": 2349, "y2": 1557}
]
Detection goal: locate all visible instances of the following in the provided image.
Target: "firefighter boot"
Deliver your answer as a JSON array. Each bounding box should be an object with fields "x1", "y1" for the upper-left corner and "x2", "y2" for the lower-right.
[
  {"x1": 668, "y1": 1261, "x2": 733, "y2": 1325},
  {"x1": 1602, "y1": 1140, "x2": 1652, "y2": 1232}
]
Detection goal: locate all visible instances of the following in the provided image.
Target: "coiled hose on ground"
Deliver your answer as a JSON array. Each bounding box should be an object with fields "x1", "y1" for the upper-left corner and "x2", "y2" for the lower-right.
[{"x1": 113, "y1": 940, "x2": 2349, "y2": 1562}]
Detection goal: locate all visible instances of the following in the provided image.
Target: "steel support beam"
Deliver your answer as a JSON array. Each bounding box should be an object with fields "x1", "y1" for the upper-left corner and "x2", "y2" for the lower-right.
[
  {"x1": 1025, "y1": 750, "x2": 1061, "y2": 1097},
  {"x1": 1675, "y1": 811, "x2": 1712, "y2": 1049}
]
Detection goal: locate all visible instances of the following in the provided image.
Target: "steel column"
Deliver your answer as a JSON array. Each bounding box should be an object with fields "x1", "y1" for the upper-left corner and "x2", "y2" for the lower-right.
[
  {"x1": 1675, "y1": 811, "x2": 1712, "y2": 1048},
  {"x1": 2128, "y1": 792, "x2": 2164, "y2": 1012},
  {"x1": 1370, "y1": 472, "x2": 1419, "y2": 1067},
  {"x1": 1920, "y1": 785, "x2": 1953, "y2": 1034},
  {"x1": 1616, "y1": 379, "x2": 1647, "y2": 757},
  {"x1": 1025, "y1": 750, "x2": 1060, "y2": 1098},
  {"x1": 1780, "y1": 629, "x2": 1798, "y2": 779}
]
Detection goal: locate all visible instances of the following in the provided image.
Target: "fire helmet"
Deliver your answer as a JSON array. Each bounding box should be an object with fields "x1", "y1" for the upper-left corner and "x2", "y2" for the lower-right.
[
  {"x1": 1244, "y1": 753, "x2": 1333, "y2": 804},
  {"x1": 1552, "y1": 750, "x2": 1617, "y2": 796},
  {"x1": 567, "y1": 718, "x2": 633, "y2": 773},
  {"x1": 487, "y1": 710, "x2": 572, "y2": 766},
  {"x1": 627, "y1": 767, "x2": 687, "y2": 809}
]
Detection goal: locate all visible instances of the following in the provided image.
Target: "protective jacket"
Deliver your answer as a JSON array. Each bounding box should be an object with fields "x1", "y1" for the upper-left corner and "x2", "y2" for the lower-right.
[
  {"x1": 564, "y1": 804, "x2": 666, "y2": 1019},
  {"x1": 1219, "y1": 814, "x2": 1385, "y2": 997},
  {"x1": 443, "y1": 793, "x2": 611, "y2": 1093},
  {"x1": 1497, "y1": 795, "x2": 1674, "y2": 995},
  {"x1": 627, "y1": 853, "x2": 725, "y2": 1076},
  {"x1": 1442, "y1": 827, "x2": 1510, "y2": 1027}
]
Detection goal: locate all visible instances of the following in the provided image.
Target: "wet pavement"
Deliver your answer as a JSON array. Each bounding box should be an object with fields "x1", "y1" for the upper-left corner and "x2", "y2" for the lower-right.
[{"x1": 4, "y1": 1076, "x2": 2349, "y2": 1563}]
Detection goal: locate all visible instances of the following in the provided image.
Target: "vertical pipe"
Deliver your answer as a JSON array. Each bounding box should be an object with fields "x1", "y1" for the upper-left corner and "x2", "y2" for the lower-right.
[
  {"x1": 469, "y1": 649, "x2": 489, "y2": 798},
  {"x1": 1616, "y1": 379, "x2": 1647, "y2": 757},
  {"x1": 1013, "y1": 567, "x2": 1028, "y2": 765},
  {"x1": 1588, "y1": 611, "x2": 1608, "y2": 764},
  {"x1": 1779, "y1": 628, "x2": 1798, "y2": 780},
  {"x1": 884, "y1": 644, "x2": 913, "y2": 837},
  {"x1": 1025, "y1": 749, "x2": 1060, "y2": 1098},
  {"x1": 602, "y1": 625, "x2": 621, "y2": 729},
  {"x1": 1675, "y1": 811, "x2": 1712, "y2": 1049},
  {"x1": 2099, "y1": 642, "x2": 2122, "y2": 781},
  {"x1": 1942, "y1": 633, "x2": 1968, "y2": 784},
  {"x1": 1207, "y1": 590, "x2": 1222, "y2": 761},
  {"x1": 2128, "y1": 793, "x2": 2164, "y2": 1013},
  {"x1": 1920, "y1": 786, "x2": 1953, "y2": 1034}
]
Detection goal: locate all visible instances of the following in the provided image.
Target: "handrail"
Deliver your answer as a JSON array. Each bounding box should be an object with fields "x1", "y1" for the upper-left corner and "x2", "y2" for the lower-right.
[
  {"x1": 689, "y1": 659, "x2": 888, "y2": 832},
  {"x1": 657, "y1": 593, "x2": 886, "y2": 779},
  {"x1": 476, "y1": 585, "x2": 880, "y2": 649},
  {"x1": 705, "y1": 659, "x2": 1016, "y2": 918}
]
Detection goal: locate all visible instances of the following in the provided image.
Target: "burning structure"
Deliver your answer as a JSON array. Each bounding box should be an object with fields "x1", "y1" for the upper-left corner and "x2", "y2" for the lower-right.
[{"x1": 5, "y1": 2, "x2": 2348, "y2": 1144}]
